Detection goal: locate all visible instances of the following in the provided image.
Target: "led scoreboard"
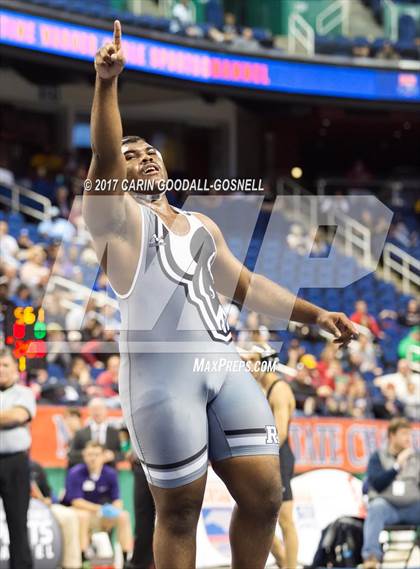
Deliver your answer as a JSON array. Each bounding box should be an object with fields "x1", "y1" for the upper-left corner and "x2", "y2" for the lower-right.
[
  {"x1": 1, "y1": 8, "x2": 419, "y2": 102},
  {"x1": 6, "y1": 307, "x2": 47, "y2": 372}
]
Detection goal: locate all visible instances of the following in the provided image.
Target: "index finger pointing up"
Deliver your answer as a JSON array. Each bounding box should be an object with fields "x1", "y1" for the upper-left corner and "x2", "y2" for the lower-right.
[{"x1": 113, "y1": 20, "x2": 122, "y2": 48}]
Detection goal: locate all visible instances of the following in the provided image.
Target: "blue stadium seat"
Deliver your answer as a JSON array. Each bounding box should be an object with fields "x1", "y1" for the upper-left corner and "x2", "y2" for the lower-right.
[{"x1": 398, "y1": 14, "x2": 418, "y2": 42}]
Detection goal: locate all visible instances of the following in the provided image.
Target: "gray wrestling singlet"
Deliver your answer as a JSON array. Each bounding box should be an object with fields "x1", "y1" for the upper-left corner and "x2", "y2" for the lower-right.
[{"x1": 114, "y1": 201, "x2": 279, "y2": 488}]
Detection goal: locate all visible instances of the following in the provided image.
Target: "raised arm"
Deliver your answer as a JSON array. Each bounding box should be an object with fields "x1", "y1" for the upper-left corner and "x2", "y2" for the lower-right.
[
  {"x1": 197, "y1": 213, "x2": 358, "y2": 348},
  {"x1": 83, "y1": 21, "x2": 129, "y2": 238}
]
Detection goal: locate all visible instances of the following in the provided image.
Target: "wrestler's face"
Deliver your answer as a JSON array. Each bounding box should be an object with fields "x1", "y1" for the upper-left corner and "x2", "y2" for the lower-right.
[{"x1": 122, "y1": 139, "x2": 168, "y2": 194}]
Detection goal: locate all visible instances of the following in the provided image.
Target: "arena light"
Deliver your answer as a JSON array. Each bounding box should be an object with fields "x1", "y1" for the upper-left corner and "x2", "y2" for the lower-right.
[{"x1": 291, "y1": 167, "x2": 303, "y2": 179}]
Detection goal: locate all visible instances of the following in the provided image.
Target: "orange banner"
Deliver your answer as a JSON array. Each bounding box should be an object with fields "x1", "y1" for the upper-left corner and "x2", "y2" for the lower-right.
[{"x1": 30, "y1": 406, "x2": 420, "y2": 472}]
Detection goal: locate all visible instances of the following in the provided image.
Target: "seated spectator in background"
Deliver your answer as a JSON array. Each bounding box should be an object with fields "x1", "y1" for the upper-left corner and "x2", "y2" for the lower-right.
[
  {"x1": 68, "y1": 398, "x2": 124, "y2": 468},
  {"x1": 30, "y1": 459, "x2": 83, "y2": 569},
  {"x1": 380, "y1": 298, "x2": 419, "y2": 328},
  {"x1": 290, "y1": 363, "x2": 318, "y2": 416},
  {"x1": 66, "y1": 356, "x2": 93, "y2": 405},
  {"x1": 170, "y1": 0, "x2": 202, "y2": 37},
  {"x1": 96, "y1": 355, "x2": 120, "y2": 400},
  {"x1": 403, "y1": 381, "x2": 420, "y2": 421},
  {"x1": 287, "y1": 224, "x2": 311, "y2": 255},
  {"x1": 63, "y1": 442, "x2": 132, "y2": 566},
  {"x1": 320, "y1": 190, "x2": 350, "y2": 215},
  {"x1": 0, "y1": 159, "x2": 15, "y2": 187},
  {"x1": 17, "y1": 228, "x2": 34, "y2": 251},
  {"x1": 348, "y1": 334, "x2": 378, "y2": 373},
  {"x1": 20, "y1": 245, "x2": 50, "y2": 289},
  {"x1": 0, "y1": 276, "x2": 15, "y2": 338},
  {"x1": 0, "y1": 220, "x2": 19, "y2": 270},
  {"x1": 398, "y1": 326, "x2": 420, "y2": 363},
  {"x1": 352, "y1": 43, "x2": 371, "y2": 58},
  {"x1": 362, "y1": 418, "x2": 420, "y2": 569},
  {"x1": 38, "y1": 206, "x2": 76, "y2": 243},
  {"x1": 231, "y1": 27, "x2": 260, "y2": 51},
  {"x1": 46, "y1": 322, "x2": 72, "y2": 373},
  {"x1": 222, "y1": 12, "x2": 239, "y2": 42},
  {"x1": 10, "y1": 283, "x2": 33, "y2": 307},
  {"x1": 375, "y1": 41, "x2": 400, "y2": 60},
  {"x1": 316, "y1": 345, "x2": 338, "y2": 388},
  {"x1": 374, "y1": 359, "x2": 420, "y2": 403},
  {"x1": 62, "y1": 407, "x2": 83, "y2": 451},
  {"x1": 54, "y1": 185, "x2": 70, "y2": 218},
  {"x1": 286, "y1": 338, "x2": 305, "y2": 368},
  {"x1": 389, "y1": 220, "x2": 412, "y2": 249},
  {"x1": 373, "y1": 383, "x2": 404, "y2": 420},
  {"x1": 348, "y1": 376, "x2": 373, "y2": 418},
  {"x1": 29, "y1": 367, "x2": 68, "y2": 405},
  {"x1": 351, "y1": 300, "x2": 382, "y2": 339},
  {"x1": 324, "y1": 375, "x2": 350, "y2": 417}
]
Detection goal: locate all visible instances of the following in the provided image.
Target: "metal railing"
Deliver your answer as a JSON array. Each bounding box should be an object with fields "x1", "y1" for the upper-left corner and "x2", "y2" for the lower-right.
[
  {"x1": 278, "y1": 177, "x2": 419, "y2": 294},
  {"x1": 0, "y1": 182, "x2": 51, "y2": 221},
  {"x1": 383, "y1": 243, "x2": 420, "y2": 295},
  {"x1": 316, "y1": 0, "x2": 349, "y2": 37},
  {"x1": 276, "y1": 177, "x2": 372, "y2": 267},
  {"x1": 288, "y1": 12, "x2": 315, "y2": 56}
]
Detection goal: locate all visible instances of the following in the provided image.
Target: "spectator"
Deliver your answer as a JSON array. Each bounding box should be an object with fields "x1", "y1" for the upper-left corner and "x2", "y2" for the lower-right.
[
  {"x1": 362, "y1": 418, "x2": 420, "y2": 569},
  {"x1": 348, "y1": 376, "x2": 373, "y2": 418},
  {"x1": 352, "y1": 43, "x2": 371, "y2": 58},
  {"x1": 30, "y1": 459, "x2": 83, "y2": 569},
  {"x1": 286, "y1": 224, "x2": 311, "y2": 255},
  {"x1": 63, "y1": 441, "x2": 132, "y2": 566},
  {"x1": 380, "y1": 298, "x2": 419, "y2": 328},
  {"x1": 0, "y1": 159, "x2": 15, "y2": 187},
  {"x1": 17, "y1": 228, "x2": 34, "y2": 251},
  {"x1": 0, "y1": 220, "x2": 19, "y2": 270},
  {"x1": 232, "y1": 27, "x2": 260, "y2": 52},
  {"x1": 348, "y1": 334, "x2": 378, "y2": 373},
  {"x1": 46, "y1": 322, "x2": 72, "y2": 373},
  {"x1": 68, "y1": 397, "x2": 124, "y2": 468},
  {"x1": 375, "y1": 41, "x2": 400, "y2": 60},
  {"x1": 374, "y1": 359, "x2": 420, "y2": 404},
  {"x1": 350, "y1": 300, "x2": 382, "y2": 338},
  {"x1": 290, "y1": 363, "x2": 318, "y2": 416},
  {"x1": 0, "y1": 276, "x2": 16, "y2": 339},
  {"x1": 0, "y1": 348, "x2": 36, "y2": 569},
  {"x1": 96, "y1": 355, "x2": 120, "y2": 399},
  {"x1": 54, "y1": 185, "x2": 71, "y2": 218},
  {"x1": 20, "y1": 246, "x2": 50, "y2": 289},
  {"x1": 373, "y1": 383, "x2": 404, "y2": 420},
  {"x1": 222, "y1": 12, "x2": 239, "y2": 42},
  {"x1": 398, "y1": 326, "x2": 420, "y2": 363},
  {"x1": 10, "y1": 283, "x2": 33, "y2": 307},
  {"x1": 38, "y1": 206, "x2": 76, "y2": 243},
  {"x1": 66, "y1": 356, "x2": 93, "y2": 405},
  {"x1": 320, "y1": 190, "x2": 350, "y2": 216},
  {"x1": 62, "y1": 407, "x2": 83, "y2": 450},
  {"x1": 170, "y1": 0, "x2": 202, "y2": 37},
  {"x1": 324, "y1": 376, "x2": 350, "y2": 417}
]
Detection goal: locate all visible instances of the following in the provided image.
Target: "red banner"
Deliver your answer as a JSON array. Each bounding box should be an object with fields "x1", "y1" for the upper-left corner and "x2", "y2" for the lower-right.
[{"x1": 30, "y1": 406, "x2": 420, "y2": 472}]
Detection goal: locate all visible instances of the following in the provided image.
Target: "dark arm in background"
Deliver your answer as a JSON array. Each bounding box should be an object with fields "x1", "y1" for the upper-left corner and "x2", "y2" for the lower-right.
[{"x1": 367, "y1": 452, "x2": 398, "y2": 493}]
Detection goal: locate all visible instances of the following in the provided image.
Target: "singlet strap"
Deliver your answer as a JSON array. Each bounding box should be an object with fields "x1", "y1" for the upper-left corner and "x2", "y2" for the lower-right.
[{"x1": 266, "y1": 379, "x2": 283, "y2": 402}]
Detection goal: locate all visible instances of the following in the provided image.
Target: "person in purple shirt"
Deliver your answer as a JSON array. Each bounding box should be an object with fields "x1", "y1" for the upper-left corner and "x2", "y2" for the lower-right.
[{"x1": 63, "y1": 440, "x2": 132, "y2": 566}]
